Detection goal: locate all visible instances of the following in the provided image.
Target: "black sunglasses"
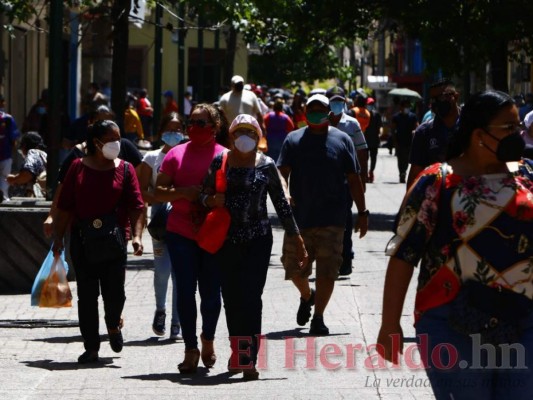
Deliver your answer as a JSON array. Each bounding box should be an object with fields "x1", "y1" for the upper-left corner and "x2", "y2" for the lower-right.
[{"x1": 188, "y1": 119, "x2": 210, "y2": 128}]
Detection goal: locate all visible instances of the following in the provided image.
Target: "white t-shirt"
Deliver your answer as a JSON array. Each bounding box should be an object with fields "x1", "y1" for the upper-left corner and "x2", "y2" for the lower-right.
[
  {"x1": 142, "y1": 148, "x2": 166, "y2": 191},
  {"x1": 219, "y1": 89, "x2": 261, "y2": 122},
  {"x1": 336, "y1": 112, "x2": 368, "y2": 150}
]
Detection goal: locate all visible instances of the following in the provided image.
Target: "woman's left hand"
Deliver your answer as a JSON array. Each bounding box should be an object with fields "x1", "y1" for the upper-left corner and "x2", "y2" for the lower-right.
[
  {"x1": 132, "y1": 236, "x2": 143, "y2": 256},
  {"x1": 295, "y1": 235, "x2": 309, "y2": 269}
]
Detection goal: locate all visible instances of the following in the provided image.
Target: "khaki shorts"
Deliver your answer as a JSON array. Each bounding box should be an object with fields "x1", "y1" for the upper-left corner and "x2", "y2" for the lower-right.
[{"x1": 281, "y1": 226, "x2": 344, "y2": 281}]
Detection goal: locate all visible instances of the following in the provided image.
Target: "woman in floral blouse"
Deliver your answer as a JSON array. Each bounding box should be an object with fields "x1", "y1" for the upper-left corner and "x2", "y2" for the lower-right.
[
  {"x1": 378, "y1": 90, "x2": 533, "y2": 399},
  {"x1": 201, "y1": 114, "x2": 308, "y2": 380}
]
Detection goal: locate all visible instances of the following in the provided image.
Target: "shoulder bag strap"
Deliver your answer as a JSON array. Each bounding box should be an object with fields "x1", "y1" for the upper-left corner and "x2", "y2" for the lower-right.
[{"x1": 216, "y1": 151, "x2": 229, "y2": 194}]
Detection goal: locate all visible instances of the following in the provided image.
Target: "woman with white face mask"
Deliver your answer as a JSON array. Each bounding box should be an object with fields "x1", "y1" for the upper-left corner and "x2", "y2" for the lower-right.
[
  {"x1": 52, "y1": 119, "x2": 145, "y2": 364},
  {"x1": 138, "y1": 112, "x2": 185, "y2": 341},
  {"x1": 200, "y1": 114, "x2": 308, "y2": 380}
]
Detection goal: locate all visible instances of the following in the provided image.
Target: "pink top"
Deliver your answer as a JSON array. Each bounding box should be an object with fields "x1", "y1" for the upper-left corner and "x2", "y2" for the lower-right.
[{"x1": 160, "y1": 141, "x2": 226, "y2": 239}]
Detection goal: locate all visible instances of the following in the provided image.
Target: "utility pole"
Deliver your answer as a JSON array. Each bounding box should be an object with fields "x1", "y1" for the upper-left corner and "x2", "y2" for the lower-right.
[
  {"x1": 177, "y1": 2, "x2": 185, "y2": 116},
  {"x1": 46, "y1": 0, "x2": 63, "y2": 199},
  {"x1": 153, "y1": 2, "x2": 163, "y2": 131}
]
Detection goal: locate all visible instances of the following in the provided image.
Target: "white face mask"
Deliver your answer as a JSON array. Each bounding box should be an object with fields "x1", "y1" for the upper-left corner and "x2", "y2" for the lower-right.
[
  {"x1": 101, "y1": 140, "x2": 121, "y2": 160},
  {"x1": 234, "y1": 135, "x2": 257, "y2": 153}
]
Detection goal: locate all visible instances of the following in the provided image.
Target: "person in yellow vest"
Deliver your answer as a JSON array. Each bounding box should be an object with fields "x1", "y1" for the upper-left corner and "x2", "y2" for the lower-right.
[{"x1": 124, "y1": 94, "x2": 150, "y2": 149}]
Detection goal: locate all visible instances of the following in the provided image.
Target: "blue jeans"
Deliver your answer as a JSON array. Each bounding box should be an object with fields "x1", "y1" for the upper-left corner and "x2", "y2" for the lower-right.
[
  {"x1": 166, "y1": 232, "x2": 221, "y2": 350},
  {"x1": 217, "y1": 234, "x2": 273, "y2": 365},
  {"x1": 416, "y1": 303, "x2": 533, "y2": 400},
  {"x1": 152, "y1": 204, "x2": 179, "y2": 325}
]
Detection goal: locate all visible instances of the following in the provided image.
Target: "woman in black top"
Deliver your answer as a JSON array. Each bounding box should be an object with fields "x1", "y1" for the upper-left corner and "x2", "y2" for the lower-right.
[{"x1": 200, "y1": 114, "x2": 308, "y2": 380}]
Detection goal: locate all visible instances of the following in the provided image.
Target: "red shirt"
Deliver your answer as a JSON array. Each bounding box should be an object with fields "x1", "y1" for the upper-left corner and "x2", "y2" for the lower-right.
[
  {"x1": 137, "y1": 97, "x2": 153, "y2": 117},
  {"x1": 58, "y1": 159, "x2": 144, "y2": 230}
]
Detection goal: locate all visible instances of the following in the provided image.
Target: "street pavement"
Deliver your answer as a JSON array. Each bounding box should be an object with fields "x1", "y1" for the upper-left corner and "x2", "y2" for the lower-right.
[{"x1": 0, "y1": 148, "x2": 436, "y2": 399}]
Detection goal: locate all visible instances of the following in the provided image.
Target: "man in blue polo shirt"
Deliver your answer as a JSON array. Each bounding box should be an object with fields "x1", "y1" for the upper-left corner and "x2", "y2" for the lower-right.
[
  {"x1": 277, "y1": 94, "x2": 368, "y2": 335},
  {"x1": 406, "y1": 79, "x2": 460, "y2": 189}
]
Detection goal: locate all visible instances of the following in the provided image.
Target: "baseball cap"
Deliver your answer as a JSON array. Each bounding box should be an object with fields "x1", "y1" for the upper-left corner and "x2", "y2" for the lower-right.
[
  {"x1": 229, "y1": 114, "x2": 263, "y2": 138},
  {"x1": 231, "y1": 75, "x2": 244, "y2": 85},
  {"x1": 524, "y1": 110, "x2": 533, "y2": 130},
  {"x1": 326, "y1": 86, "x2": 346, "y2": 101},
  {"x1": 306, "y1": 94, "x2": 329, "y2": 107},
  {"x1": 163, "y1": 90, "x2": 173, "y2": 97}
]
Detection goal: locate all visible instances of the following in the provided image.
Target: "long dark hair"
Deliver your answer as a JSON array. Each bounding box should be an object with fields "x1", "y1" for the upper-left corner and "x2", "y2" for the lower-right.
[
  {"x1": 86, "y1": 120, "x2": 119, "y2": 155},
  {"x1": 446, "y1": 90, "x2": 514, "y2": 159}
]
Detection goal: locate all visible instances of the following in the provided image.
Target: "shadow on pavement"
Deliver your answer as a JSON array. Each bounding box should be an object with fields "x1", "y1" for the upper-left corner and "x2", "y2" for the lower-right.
[
  {"x1": 123, "y1": 370, "x2": 287, "y2": 385},
  {"x1": 125, "y1": 337, "x2": 181, "y2": 346},
  {"x1": 265, "y1": 328, "x2": 350, "y2": 340},
  {"x1": 29, "y1": 334, "x2": 83, "y2": 343},
  {"x1": 365, "y1": 212, "x2": 396, "y2": 232},
  {"x1": 126, "y1": 258, "x2": 154, "y2": 270},
  {"x1": 22, "y1": 358, "x2": 120, "y2": 370}
]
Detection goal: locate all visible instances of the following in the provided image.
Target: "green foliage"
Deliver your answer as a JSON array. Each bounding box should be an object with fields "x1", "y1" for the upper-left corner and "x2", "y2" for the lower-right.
[{"x1": 380, "y1": 0, "x2": 533, "y2": 79}]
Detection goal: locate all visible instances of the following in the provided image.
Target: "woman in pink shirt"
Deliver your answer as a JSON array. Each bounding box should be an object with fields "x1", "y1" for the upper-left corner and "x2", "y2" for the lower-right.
[{"x1": 155, "y1": 103, "x2": 226, "y2": 374}]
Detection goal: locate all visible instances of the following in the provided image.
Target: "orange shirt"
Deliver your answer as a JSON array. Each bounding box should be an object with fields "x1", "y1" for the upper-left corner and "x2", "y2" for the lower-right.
[{"x1": 352, "y1": 107, "x2": 371, "y2": 133}]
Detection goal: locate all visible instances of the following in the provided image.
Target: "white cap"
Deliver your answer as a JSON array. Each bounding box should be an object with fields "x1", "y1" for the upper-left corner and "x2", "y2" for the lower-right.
[
  {"x1": 524, "y1": 110, "x2": 533, "y2": 129},
  {"x1": 231, "y1": 75, "x2": 244, "y2": 85},
  {"x1": 306, "y1": 94, "x2": 329, "y2": 107}
]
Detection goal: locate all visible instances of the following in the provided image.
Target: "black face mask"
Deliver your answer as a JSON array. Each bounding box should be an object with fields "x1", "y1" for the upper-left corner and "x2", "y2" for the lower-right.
[
  {"x1": 434, "y1": 99, "x2": 453, "y2": 118},
  {"x1": 234, "y1": 83, "x2": 244, "y2": 92},
  {"x1": 483, "y1": 130, "x2": 525, "y2": 162}
]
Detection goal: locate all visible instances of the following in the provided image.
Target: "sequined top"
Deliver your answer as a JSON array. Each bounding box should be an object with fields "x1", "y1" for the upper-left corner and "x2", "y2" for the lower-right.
[{"x1": 202, "y1": 152, "x2": 300, "y2": 244}]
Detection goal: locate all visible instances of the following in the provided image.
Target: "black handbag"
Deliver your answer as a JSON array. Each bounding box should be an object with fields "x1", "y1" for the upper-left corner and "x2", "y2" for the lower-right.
[
  {"x1": 147, "y1": 203, "x2": 171, "y2": 241},
  {"x1": 79, "y1": 214, "x2": 127, "y2": 265},
  {"x1": 448, "y1": 280, "x2": 532, "y2": 345},
  {"x1": 77, "y1": 162, "x2": 129, "y2": 266}
]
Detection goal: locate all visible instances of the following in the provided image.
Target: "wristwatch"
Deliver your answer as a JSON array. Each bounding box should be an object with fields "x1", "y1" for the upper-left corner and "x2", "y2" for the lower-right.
[{"x1": 358, "y1": 209, "x2": 370, "y2": 217}]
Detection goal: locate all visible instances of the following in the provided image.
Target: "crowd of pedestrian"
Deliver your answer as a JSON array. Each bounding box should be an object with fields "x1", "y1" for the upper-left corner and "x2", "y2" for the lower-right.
[{"x1": 1, "y1": 73, "x2": 532, "y2": 395}]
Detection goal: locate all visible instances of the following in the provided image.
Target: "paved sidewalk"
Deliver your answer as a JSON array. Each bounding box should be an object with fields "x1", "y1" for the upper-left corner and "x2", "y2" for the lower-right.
[{"x1": 0, "y1": 149, "x2": 435, "y2": 399}]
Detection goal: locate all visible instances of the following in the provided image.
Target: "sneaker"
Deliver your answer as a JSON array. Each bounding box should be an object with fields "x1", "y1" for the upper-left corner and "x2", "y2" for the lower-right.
[
  {"x1": 108, "y1": 329, "x2": 123, "y2": 353},
  {"x1": 338, "y1": 260, "x2": 353, "y2": 276},
  {"x1": 152, "y1": 310, "x2": 166, "y2": 336},
  {"x1": 170, "y1": 324, "x2": 182, "y2": 340},
  {"x1": 296, "y1": 289, "x2": 315, "y2": 326},
  {"x1": 309, "y1": 315, "x2": 330, "y2": 336},
  {"x1": 399, "y1": 174, "x2": 406, "y2": 184},
  {"x1": 78, "y1": 350, "x2": 99, "y2": 364},
  {"x1": 368, "y1": 171, "x2": 374, "y2": 183}
]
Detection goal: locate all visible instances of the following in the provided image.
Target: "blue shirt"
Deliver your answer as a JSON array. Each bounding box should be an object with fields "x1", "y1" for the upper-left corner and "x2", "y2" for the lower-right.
[
  {"x1": 0, "y1": 112, "x2": 20, "y2": 161},
  {"x1": 277, "y1": 126, "x2": 358, "y2": 229}
]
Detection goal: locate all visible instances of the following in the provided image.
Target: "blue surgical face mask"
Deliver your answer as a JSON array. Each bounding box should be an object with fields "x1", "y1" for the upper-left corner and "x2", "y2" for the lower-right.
[
  {"x1": 162, "y1": 131, "x2": 184, "y2": 147},
  {"x1": 330, "y1": 101, "x2": 345, "y2": 116},
  {"x1": 36, "y1": 106, "x2": 46, "y2": 115}
]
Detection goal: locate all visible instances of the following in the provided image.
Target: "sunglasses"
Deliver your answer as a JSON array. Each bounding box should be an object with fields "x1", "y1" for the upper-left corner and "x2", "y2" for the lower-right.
[
  {"x1": 486, "y1": 123, "x2": 521, "y2": 133},
  {"x1": 188, "y1": 119, "x2": 210, "y2": 128}
]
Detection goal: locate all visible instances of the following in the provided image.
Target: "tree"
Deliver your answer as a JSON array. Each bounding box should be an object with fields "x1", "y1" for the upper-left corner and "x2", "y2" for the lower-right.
[{"x1": 379, "y1": 0, "x2": 533, "y2": 93}]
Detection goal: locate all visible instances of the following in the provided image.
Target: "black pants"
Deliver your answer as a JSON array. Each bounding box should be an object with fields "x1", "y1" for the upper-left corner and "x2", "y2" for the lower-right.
[
  {"x1": 342, "y1": 186, "x2": 354, "y2": 265},
  {"x1": 368, "y1": 147, "x2": 378, "y2": 172},
  {"x1": 70, "y1": 229, "x2": 126, "y2": 352},
  {"x1": 396, "y1": 144, "x2": 411, "y2": 177},
  {"x1": 217, "y1": 234, "x2": 273, "y2": 366}
]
